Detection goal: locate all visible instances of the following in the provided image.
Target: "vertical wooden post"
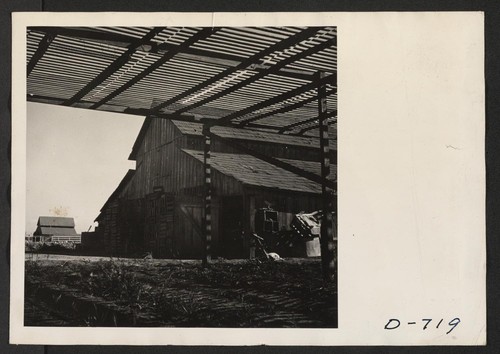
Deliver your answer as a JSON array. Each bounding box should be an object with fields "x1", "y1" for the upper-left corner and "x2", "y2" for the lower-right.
[
  {"x1": 318, "y1": 71, "x2": 336, "y2": 282},
  {"x1": 202, "y1": 125, "x2": 212, "y2": 266}
]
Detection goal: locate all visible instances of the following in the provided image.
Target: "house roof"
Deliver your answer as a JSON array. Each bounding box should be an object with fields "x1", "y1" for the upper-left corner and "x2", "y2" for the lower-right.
[
  {"x1": 37, "y1": 216, "x2": 75, "y2": 228},
  {"x1": 37, "y1": 227, "x2": 78, "y2": 236},
  {"x1": 182, "y1": 149, "x2": 335, "y2": 194}
]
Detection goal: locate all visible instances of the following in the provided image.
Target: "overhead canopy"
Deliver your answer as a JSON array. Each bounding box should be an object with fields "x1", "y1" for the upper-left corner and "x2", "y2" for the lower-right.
[{"x1": 26, "y1": 26, "x2": 337, "y2": 136}]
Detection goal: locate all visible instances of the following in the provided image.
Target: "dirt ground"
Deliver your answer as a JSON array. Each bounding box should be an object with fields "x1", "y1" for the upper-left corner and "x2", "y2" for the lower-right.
[{"x1": 25, "y1": 255, "x2": 337, "y2": 328}]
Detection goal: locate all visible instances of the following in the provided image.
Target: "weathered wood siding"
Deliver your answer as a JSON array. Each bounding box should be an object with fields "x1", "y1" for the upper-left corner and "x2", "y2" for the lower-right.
[{"x1": 106, "y1": 117, "x2": 328, "y2": 258}]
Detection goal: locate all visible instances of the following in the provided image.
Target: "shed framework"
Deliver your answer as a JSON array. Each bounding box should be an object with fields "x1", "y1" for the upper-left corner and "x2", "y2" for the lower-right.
[{"x1": 26, "y1": 26, "x2": 337, "y2": 279}]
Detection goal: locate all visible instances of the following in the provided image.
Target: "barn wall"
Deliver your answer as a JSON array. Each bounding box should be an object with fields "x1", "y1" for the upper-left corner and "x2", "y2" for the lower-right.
[
  {"x1": 115, "y1": 118, "x2": 244, "y2": 258},
  {"x1": 101, "y1": 117, "x2": 326, "y2": 259}
]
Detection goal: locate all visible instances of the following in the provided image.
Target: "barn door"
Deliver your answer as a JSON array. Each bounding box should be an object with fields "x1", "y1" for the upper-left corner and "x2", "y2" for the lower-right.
[
  {"x1": 145, "y1": 192, "x2": 175, "y2": 258},
  {"x1": 220, "y1": 196, "x2": 245, "y2": 258}
]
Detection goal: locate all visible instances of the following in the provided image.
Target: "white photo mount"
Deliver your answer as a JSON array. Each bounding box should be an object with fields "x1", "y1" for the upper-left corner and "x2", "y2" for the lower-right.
[{"x1": 11, "y1": 11, "x2": 485, "y2": 346}]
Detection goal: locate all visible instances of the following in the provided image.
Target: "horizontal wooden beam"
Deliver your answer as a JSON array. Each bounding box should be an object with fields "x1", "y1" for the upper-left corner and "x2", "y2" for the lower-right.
[
  {"x1": 30, "y1": 27, "x2": 315, "y2": 82},
  {"x1": 29, "y1": 27, "x2": 138, "y2": 48},
  {"x1": 27, "y1": 33, "x2": 55, "y2": 77},
  {"x1": 241, "y1": 89, "x2": 336, "y2": 127},
  {"x1": 212, "y1": 73, "x2": 336, "y2": 126},
  {"x1": 151, "y1": 27, "x2": 323, "y2": 114},
  {"x1": 63, "y1": 27, "x2": 165, "y2": 107},
  {"x1": 90, "y1": 27, "x2": 219, "y2": 109},
  {"x1": 280, "y1": 111, "x2": 337, "y2": 133},
  {"x1": 175, "y1": 32, "x2": 336, "y2": 115},
  {"x1": 207, "y1": 130, "x2": 336, "y2": 190},
  {"x1": 28, "y1": 94, "x2": 285, "y2": 132},
  {"x1": 157, "y1": 45, "x2": 314, "y2": 81},
  {"x1": 297, "y1": 119, "x2": 337, "y2": 135}
]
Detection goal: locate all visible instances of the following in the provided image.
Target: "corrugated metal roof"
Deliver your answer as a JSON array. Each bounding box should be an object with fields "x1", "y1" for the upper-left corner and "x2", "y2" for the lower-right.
[
  {"x1": 37, "y1": 216, "x2": 75, "y2": 227},
  {"x1": 38, "y1": 226, "x2": 78, "y2": 236},
  {"x1": 182, "y1": 149, "x2": 336, "y2": 194}
]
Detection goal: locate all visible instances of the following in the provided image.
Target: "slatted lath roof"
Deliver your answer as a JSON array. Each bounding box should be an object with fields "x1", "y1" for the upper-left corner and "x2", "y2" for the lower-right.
[{"x1": 27, "y1": 26, "x2": 337, "y2": 137}]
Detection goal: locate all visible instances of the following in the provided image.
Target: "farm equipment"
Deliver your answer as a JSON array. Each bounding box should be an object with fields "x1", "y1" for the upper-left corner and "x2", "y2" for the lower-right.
[{"x1": 251, "y1": 208, "x2": 324, "y2": 259}]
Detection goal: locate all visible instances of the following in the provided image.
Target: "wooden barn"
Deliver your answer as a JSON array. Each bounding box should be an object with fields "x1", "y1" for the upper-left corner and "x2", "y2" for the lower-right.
[
  {"x1": 33, "y1": 216, "x2": 80, "y2": 243},
  {"x1": 26, "y1": 25, "x2": 337, "y2": 278},
  {"x1": 95, "y1": 118, "x2": 336, "y2": 259}
]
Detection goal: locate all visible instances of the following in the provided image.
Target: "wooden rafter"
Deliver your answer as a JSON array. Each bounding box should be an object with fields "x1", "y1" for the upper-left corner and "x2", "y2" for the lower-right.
[
  {"x1": 241, "y1": 89, "x2": 336, "y2": 128},
  {"x1": 211, "y1": 73, "x2": 336, "y2": 126},
  {"x1": 174, "y1": 32, "x2": 336, "y2": 115},
  {"x1": 29, "y1": 27, "x2": 142, "y2": 47},
  {"x1": 281, "y1": 111, "x2": 337, "y2": 134},
  {"x1": 30, "y1": 27, "x2": 314, "y2": 82},
  {"x1": 27, "y1": 26, "x2": 337, "y2": 135},
  {"x1": 90, "y1": 27, "x2": 219, "y2": 109},
  {"x1": 63, "y1": 27, "x2": 165, "y2": 107},
  {"x1": 154, "y1": 45, "x2": 315, "y2": 81},
  {"x1": 27, "y1": 33, "x2": 55, "y2": 76},
  {"x1": 297, "y1": 117, "x2": 336, "y2": 135},
  {"x1": 150, "y1": 27, "x2": 323, "y2": 115}
]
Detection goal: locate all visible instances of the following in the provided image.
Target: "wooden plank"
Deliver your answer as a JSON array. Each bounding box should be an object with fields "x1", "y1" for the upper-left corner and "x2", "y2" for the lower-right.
[
  {"x1": 154, "y1": 45, "x2": 314, "y2": 81},
  {"x1": 27, "y1": 34, "x2": 55, "y2": 77},
  {"x1": 29, "y1": 27, "x2": 142, "y2": 48},
  {"x1": 317, "y1": 71, "x2": 336, "y2": 283},
  {"x1": 63, "y1": 27, "x2": 165, "y2": 106},
  {"x1": 151, "y1": 27, "x2": 322, "y2": 114},
  {"x1": 283, "y1": 111, "x2": 337, "y2": 134},
  {"x1": 90, "y1": 28, "x2": 219, "y2": 109},
  {"x1": 178, "y1": 205, "x2": 203, "y2": 238},
  {"x1": 240, "y1": 91, "x2": 320, "y2": 127},
  {"x1": 210, "y1": 73, "x2": 336, "y2": 126},
  {"x1": 174, "y1": 34, "x2": 336, "y2": 115},
  {"x1": 297, "y1": 116, "x2": 336, "y2": 135},
  {"x1": 203, "y1": 125, "x2": 212, "y2": 266}
]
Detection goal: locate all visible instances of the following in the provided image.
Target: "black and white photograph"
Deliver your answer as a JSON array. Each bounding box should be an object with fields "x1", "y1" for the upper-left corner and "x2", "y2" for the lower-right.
[
  {"x1": 10, "y1": 12, "x2": 486, "y2": 346},
  {"x1": 23, "y1": 25, "x2": 338, "y2": 328}
]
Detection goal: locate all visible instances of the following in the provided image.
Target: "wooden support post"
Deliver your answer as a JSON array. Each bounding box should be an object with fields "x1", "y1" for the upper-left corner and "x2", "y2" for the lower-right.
[
  {"x1": 318, "y1": 71, "x2": 336, "y2": 283},
  {"x1": 202, "y1": 125, "x2": 212, "y2": 266}
]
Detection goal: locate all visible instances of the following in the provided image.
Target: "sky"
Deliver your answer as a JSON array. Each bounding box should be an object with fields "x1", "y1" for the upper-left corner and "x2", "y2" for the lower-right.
[{"x1": 26, "y1": 102, "x2": 145, "y2": 234}]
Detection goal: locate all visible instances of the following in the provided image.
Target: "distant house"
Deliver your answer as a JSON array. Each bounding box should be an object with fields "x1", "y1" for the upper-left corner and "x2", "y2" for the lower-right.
[
  {"x1": 95, "y1": 118, "x2": 336, "y2": 259},
  {"x1": 33, "y1": 216, "x2": 81, "y2": 243}
]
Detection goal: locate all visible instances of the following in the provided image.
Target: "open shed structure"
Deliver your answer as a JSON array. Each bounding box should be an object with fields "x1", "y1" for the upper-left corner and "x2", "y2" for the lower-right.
[{"x1": 26, "y1": 26, "x2": 337, "y2": 280}]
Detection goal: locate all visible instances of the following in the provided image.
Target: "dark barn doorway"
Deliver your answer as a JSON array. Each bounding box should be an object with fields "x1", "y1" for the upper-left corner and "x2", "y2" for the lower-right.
[{"x1": 219, "y1": 196, "x2": 245, "y2": 259}]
